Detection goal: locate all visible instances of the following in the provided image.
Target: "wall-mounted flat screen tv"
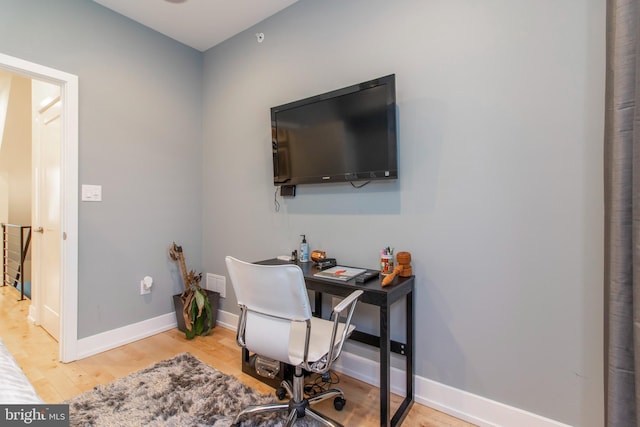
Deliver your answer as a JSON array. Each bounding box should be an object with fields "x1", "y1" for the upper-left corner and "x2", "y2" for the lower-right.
[{"x1": 271, "y1": 74, "x2": 397, "y2": 186}]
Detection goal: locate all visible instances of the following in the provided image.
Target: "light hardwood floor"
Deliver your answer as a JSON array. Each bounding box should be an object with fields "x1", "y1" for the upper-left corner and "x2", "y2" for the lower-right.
[{"x1": 0, "y1": 286, "x2": 474, "y2": 426}]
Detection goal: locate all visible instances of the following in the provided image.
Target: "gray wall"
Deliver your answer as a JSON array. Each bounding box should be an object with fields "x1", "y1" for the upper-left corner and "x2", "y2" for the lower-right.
[
  {"x1": 0, "y1": 0, "x2": 605, "y2": 425},
  {"x1": 0, "y1": 0, "x2": 203, "y2": 337},
  {"x1": 201, "y1": 1, "x2": 605, "y2": 425}
]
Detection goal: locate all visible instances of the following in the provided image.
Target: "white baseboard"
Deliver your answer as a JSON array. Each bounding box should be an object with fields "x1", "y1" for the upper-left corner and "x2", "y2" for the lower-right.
[
  {"x1": 215, "y1": 307, "x2": 239, "y2": 331},
  {"x1": 78, "y1": 309, "x2": 570, "y2": 427},
  {"x1": 77, "y1": 312, "x2": 176, "y2": 359},
  {"x1": 333, "y1": 349, "x2": 571, "y2": 427},
  {"x1": 28, "y1": 304, "x2": 37, "y2": 324}
]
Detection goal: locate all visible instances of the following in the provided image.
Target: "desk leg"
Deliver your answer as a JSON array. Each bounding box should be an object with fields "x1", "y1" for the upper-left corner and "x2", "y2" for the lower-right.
[
  {"x1": 380, "y1": 303, "x2": 390, "y2": 427},
  {"x1": 390, "y1": 292, "x2": 414, "y2": 426},
  {"x1": 407, "y1": 291, "x2": 414, "y2": 401}
]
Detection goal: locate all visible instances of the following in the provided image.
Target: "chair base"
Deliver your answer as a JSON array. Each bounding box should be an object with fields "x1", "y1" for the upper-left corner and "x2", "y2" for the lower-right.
[{"x1": 232, "y1": 375, "x2": 345, "y2": 427}]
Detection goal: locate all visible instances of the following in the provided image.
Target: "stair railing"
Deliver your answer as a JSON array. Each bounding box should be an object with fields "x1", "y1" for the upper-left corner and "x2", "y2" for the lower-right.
[{"x1": 1, "y1": 223, "x2": 32, "y2": 300}]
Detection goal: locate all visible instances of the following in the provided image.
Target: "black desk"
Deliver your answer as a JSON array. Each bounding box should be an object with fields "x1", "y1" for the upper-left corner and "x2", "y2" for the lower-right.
[{"x1": 244, "y1": 259, "x2": 414, "y2": 427}]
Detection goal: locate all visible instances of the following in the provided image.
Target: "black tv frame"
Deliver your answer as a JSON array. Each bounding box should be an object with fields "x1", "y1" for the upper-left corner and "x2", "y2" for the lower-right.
[{"x1": 271, "y1": 74, "x2": 397, "y2": 186}]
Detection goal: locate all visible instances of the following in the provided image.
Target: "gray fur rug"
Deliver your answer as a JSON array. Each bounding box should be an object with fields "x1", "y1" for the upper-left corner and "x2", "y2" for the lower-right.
[{"x1": 66, "y1": 353, "x2": 319, "y2": 426}]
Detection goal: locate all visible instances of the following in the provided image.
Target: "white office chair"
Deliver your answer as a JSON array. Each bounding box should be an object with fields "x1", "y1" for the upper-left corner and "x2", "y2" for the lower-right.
[{"x1": 225, "y1": 256, "x2": 363, "y2": 427}]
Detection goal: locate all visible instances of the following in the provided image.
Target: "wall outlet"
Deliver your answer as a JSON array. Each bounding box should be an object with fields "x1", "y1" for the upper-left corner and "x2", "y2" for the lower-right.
[
  {"x1": 140, "y1": 276, "x2": 153, "y2": 295},
  {"x1": 140, "y1": 280, "x2": 151, "y2": 295},
  {"x1": 206, "y1": 273, "x2": 226, "y2": 298}
]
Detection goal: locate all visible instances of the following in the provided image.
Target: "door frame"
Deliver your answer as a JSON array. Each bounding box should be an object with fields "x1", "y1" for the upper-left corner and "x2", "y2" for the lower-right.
[{"x1": 0, "y1": 52, "x2": 78, "y2": 363}]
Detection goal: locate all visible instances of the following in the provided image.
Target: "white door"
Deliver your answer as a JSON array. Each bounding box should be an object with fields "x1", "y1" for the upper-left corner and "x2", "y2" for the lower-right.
[{"x1": 31, "y1": 81, "x2": 62, "y2": 341}]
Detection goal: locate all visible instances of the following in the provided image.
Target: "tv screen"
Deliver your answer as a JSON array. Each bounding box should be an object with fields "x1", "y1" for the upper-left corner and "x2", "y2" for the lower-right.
[{"x1": 271, "y1": 74, "x2": 397, "y2": 185}]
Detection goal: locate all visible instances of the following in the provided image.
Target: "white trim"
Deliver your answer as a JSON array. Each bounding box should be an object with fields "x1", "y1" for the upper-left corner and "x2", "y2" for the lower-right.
[
  {"x1": 333, "y1": 350, "x2": 571, "y2": 427},
  {"x1": 412, "y1": 376, "x2": 572, "y2": 427},
  {"x1": 77, "y1": 312, "x2": 177, "y2": 359},
  {"x1": 28, "y1": 305, "x2": 37, "y2": 324},
  {"x1": 0, "y1": 52, "x2": 79, "y2": 363},
  {"x1": 59, "y1": 70, "x2": 79, "y2": 363},
  {"x1": 215, "y1": 307, "x2": 240, "y2": 330},
  {"x1": 76, "y1": 309, "x2": 235, "y2": 359},
  {"x1": 77, "y1": 308, "x2": 570, "y2": 427}
]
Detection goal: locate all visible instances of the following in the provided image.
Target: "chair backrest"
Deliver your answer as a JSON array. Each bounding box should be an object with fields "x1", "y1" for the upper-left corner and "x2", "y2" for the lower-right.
[{"x1": 225, "y1": 256, "x2": 313, "y2": 363}]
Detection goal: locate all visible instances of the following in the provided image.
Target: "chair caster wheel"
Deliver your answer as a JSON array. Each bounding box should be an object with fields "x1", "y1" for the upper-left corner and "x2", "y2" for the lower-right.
[
  {"x1": 276, "y1": 386, "x2": 287, "y2": 400},
  {"x1": 334, "y1": 396, "x2": 346, "y2": 411}
]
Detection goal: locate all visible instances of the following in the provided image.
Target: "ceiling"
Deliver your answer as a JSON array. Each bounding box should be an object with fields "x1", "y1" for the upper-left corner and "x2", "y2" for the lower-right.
[{"x1": 93, "y1": 0, "x2": 298, "y2": 52}]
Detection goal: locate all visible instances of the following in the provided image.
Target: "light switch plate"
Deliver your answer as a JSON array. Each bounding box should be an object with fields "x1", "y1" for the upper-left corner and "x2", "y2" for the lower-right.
[{"x1": 82, "y1": 184, "x2": 102, "y2": 202}]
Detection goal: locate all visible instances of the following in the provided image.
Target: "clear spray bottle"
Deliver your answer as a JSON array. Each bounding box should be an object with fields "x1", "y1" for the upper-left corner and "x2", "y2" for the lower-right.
[{"x1": 300, "y1": 234, "x2": 309, "y2": 262}]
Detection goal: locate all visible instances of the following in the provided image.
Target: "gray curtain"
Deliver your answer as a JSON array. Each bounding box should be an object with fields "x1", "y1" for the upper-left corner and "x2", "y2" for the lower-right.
[{"x1": 605, "y1": 0, "x2": 640, "y2": 425}]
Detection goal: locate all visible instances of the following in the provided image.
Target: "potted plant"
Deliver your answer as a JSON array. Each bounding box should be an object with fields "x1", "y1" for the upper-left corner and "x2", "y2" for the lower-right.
[{"x1": 169, "y1": 242, "x2": 217, "y2": 339}]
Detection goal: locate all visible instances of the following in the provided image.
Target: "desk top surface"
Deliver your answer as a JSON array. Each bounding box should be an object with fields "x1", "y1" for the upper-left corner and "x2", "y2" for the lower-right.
[{"x1": 256, "y1": 258, "x2": 414, "y2": 306}]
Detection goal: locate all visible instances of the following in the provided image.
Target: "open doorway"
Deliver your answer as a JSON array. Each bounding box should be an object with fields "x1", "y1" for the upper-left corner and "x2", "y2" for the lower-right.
[
  {"x1": 0, "y1": 72, "x2": 62, "y2": 341},
  {"x1": 0, "y1": 53, "x2": 78, "y2": 363},
  {"x1": 0, "y1": 71, "x2": 36, "y2": 302}
]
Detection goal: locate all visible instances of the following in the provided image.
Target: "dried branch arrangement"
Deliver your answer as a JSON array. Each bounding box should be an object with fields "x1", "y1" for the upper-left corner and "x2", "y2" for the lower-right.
[{"x1": 169, "y1": 242, "x2": 212, "y2": 339}]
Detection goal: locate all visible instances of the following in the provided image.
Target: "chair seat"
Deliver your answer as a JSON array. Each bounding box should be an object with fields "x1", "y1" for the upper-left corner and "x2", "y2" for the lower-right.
[{"x1": 288, "y1": 317, "x2": 355, "y2": 366}]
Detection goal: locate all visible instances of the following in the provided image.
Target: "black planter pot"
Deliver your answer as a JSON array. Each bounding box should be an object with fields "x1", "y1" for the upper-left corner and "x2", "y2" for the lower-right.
[{"x1": 173, "y1": 289, "x2": 220, "y2": 333}]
